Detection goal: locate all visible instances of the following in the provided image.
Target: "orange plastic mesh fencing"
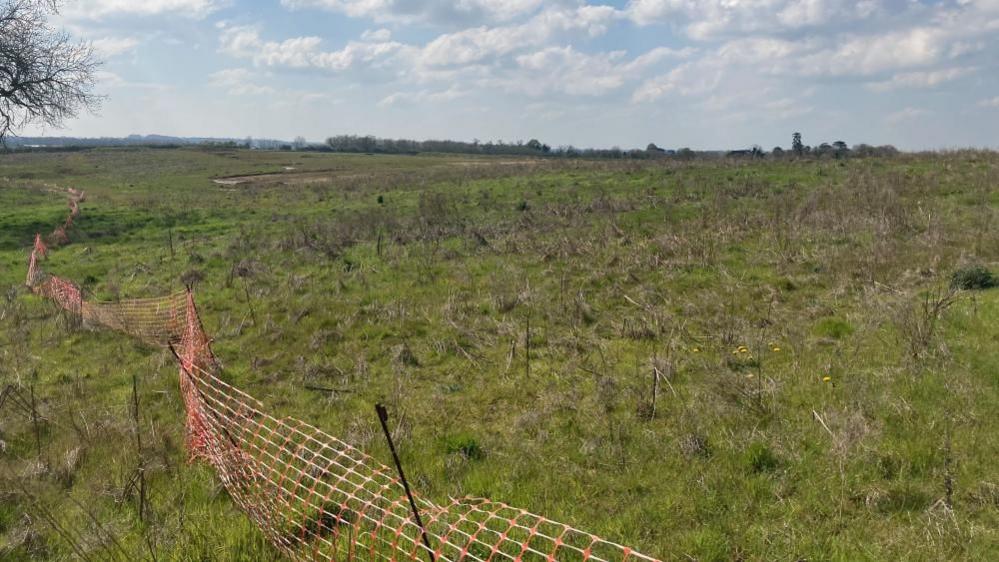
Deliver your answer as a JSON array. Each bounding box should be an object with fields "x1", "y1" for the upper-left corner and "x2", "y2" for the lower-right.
[
  {"x1": 49, "y1": 225, "x2": 70, "y2": 246},
  {"x1": 46, "y1": 188, "x2": 85, "y2": 247},
  {"x1": 180, "y1": 358, "x2": 658, "y2": 562},
  {"x1": 33, "y1": 275, "x2": 83, "y2": 316},
  {"x1": 34, "y1": 234, "x2": 48, "y2": 260},
  {"x1": 23, "y1": 192, "x2": 661, "y2": 562},
  {"x1": 81, "y1": 292, "x2": 189, "y2": 346},
  {"x1": 26, "y1": 250, "x2": 40, "y2": 287}
]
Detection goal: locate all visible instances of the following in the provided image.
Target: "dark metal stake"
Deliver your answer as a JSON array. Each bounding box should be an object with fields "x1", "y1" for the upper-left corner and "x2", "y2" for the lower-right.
[
  {"x1": 525, "y1": 313, "x2": 531, "y2": 378},
  {"x1": 30, "y1": 379, "x2": 42, "y2": 462},
  {"x1": 132, "y1": 372, "x2": 146, "y2": 522},
  {"x1": 375, "y1": 403, "x2": 435, "y2": 562}
]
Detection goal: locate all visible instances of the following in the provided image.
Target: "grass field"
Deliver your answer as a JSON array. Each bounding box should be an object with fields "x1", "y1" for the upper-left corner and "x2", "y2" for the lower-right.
[{"x1": 1, "y1": 147, "x2": 997, "y2": 561}]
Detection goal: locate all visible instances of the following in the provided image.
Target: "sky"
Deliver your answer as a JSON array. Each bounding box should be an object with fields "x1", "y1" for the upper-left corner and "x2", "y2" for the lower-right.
[{"x1": 22, "y1": 0, "x2": 999, "y2": 150}]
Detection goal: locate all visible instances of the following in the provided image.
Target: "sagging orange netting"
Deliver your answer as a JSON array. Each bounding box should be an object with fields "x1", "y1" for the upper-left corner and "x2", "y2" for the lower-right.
[
  {"x1": 44, "y1": 187, "x2": 86, "y2": 247},
  {"x1": 23, "y1": 189, "x2": 660, "y2": 562}
]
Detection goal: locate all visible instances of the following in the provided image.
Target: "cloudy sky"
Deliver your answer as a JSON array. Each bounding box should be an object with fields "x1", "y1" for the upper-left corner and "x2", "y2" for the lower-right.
[{"x1": 25, "y1": 0, "x2": 999, "y2": 149}]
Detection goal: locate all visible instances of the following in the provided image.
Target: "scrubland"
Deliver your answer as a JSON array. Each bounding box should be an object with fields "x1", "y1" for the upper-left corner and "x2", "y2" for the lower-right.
[{"x1": 1, "y1": 148, "x2": 997, "y2": 561}]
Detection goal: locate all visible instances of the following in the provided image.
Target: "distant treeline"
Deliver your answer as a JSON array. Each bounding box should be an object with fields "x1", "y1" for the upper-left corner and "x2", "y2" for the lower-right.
[
  {"x1": 323, "y1": 135, "x2": 696, "y2": 158},
  {"x1": 319, "y1": 134, "x2": 902, "y2": 160},
  {"x1": 6, "y1": 132, "x2": 905, "y2": 160},
  {"x1": 6, "y1": 134, "x2": 291, "y2": 150}
]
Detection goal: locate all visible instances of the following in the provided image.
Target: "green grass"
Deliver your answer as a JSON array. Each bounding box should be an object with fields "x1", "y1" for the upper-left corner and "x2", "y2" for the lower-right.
[{"x1": 1, "y1": 147, "x2": 998, "y2": 561}]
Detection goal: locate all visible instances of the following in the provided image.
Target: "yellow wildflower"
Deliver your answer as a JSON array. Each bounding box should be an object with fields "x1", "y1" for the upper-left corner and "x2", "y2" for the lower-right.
[{"x1": 823, "y1": 376, "x2": 831, "y2": 383}]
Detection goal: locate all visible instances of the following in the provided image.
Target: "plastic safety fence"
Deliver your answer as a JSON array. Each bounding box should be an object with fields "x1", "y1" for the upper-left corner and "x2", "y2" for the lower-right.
[
  {"x1": 180, "y1": 357, "x2": 657, "y2": 562},
  {"x1": 81, "y1": 292, "x2": 189, "y2": 346},
  {"x1": 23, "y1": 191, "x2": 661, "y2": 562},
  {"x1": 47, "y1": 187, "x2": 86, "y2": 247}
]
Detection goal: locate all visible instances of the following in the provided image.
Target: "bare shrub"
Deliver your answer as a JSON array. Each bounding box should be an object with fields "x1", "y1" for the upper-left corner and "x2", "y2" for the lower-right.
[{"x1": 893, "y1": 286, "x2": 958, "y2": 362}]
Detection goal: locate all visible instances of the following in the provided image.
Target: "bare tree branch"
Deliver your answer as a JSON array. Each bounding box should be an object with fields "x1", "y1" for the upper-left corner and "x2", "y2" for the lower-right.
[{"x1": 0, "y1": 0, "x2": 102, "y2": 147}]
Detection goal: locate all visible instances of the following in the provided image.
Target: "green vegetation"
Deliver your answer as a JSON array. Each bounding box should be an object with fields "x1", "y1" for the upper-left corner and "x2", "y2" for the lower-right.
[
  {"x1": 951, "y1": 264, "x2": 998, "y2": 290},
  {"x1": 1, "y1": 147, "x2": 998, "y2": 561}
]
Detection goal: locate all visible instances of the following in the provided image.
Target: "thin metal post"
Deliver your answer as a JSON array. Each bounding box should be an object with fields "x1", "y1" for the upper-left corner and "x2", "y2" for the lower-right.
[
  {"x1": 30, "y1": 380, "x2": 42, "y2": 461},
  {"x1": 375, "y1": 403, "x2": 435, "y2": 562},
  {"x1": 132, "y1": 372, "x2": 146, "y2": 522}
]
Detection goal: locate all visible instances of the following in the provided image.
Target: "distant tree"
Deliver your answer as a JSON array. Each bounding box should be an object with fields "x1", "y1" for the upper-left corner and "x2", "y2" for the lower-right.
[
  {"x1": 526, "y1": 138, "x2": 543, "y2": 151},
  {"x1": 0, "y1": 0, "x2": 102, "y2": 146},
  {"x1": 772, "y1": 146, "x2": 785, "y2": 157},
  {"x1": 677, "y1": 147, "x2": 695, "y2": 160},
  {"x1": 831, "y1": 140, "x2": 848, "y2": 159},
  {"x1": 852, "y1": 143, "x2": 875, "y2": 157},
  {"x1": 293, "y1": 136, "x2": 307, "y2": 150},
  {"x1": 791, "y1": 132, "x2": 804, "y2": 156}
]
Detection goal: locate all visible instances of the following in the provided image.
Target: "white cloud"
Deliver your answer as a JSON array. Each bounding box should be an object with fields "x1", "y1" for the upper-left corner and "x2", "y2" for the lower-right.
[
  {"x1": 94, "y1": 71, "x2": 171, "y2": 91},
  {"x1": 280, "y1": 0, "x2": 544, "y2": 25},
  {"x1": 885, "y1": 107, "x2": 928, "y2": 125},
  {"x1": 417, "y1": 6, "x2": 619, "y2": 67},
  {"x1": 632, "y1": 36, "x2": 802, "y2": 104},
  {"x1": 715, "y1": 36, "x2": 810, "y2": 65},
  {"x1": 949, "y1": 40, "x2": 985, "y2": 58},
  {"x1": 626, "y1": 0, "x2": 880, "y2": 39},
  {"x1": 979, "y1": 96, "x2": 999, "y2": 108},
  {"x1": 798, "y1": 27, "x2": 948, "y2": 76},
  {"x1": 209, "y1": 68, "x2": 350, "y2": 105},
  {"x1": 632, "y1": 60, "x2": 723, "y2": 102},
  {"x1": 296, "y1": 92, "x2": 343, "y2": 104},
  {"x1": 503, "y1": 45, "x2": 692, "y2": 97},
  {"x1": 513, "y1": 47, "x2": 628, "y2": 96},
  {"x1": 91, "y1": 37, "x2": 139, "y2": 57},
  {"x1": 361, "y1": 28, "x2": 392, "y2": 41},
  {"x1": 209, "y1": 68, "x2": 255, "y2": 85},
  {"x1": 209, "y1": 68, "x2": 276, "y2": 96},
  {"x1": 378, "y1": 86, "x2": 468, "y2": 106},
  {"x1": 64, "y1": 0, "x2": 226, "y2": 19},
  {"x1": 219, "y1": 5, "x2": 628, "y2": 94},
  {"x1": 761, "y1": 97, "x2": 812, "y2": 120},
  {"x1": 868, "y1": 67, "x2": 976, "y2": 92},
  {"x1": 219, "y1": 24, "x2": 404, "y2": 72}
]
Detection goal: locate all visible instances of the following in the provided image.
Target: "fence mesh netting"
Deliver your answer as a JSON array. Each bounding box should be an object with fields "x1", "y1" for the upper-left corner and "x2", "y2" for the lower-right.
[{"x1": 23, "y1": 189, "x2": 659, "y2": 562}]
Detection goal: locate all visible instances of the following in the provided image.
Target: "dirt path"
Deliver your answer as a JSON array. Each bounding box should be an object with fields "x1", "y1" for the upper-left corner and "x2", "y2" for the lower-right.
[{"x1": 211, "y1": 158, "x2": 540, "y2": 186}]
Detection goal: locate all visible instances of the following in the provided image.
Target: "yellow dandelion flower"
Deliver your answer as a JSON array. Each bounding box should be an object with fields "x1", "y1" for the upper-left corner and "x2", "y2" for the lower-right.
[
  {"x1": 823, "y1": 376, "x2": 831, "y2": 383},
  {"x1": 771, "y1": 346, "x2": 781, "y2": 352},
  {"x1": 691, "y1": 347, "x2": 701, "y2": 353}
]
